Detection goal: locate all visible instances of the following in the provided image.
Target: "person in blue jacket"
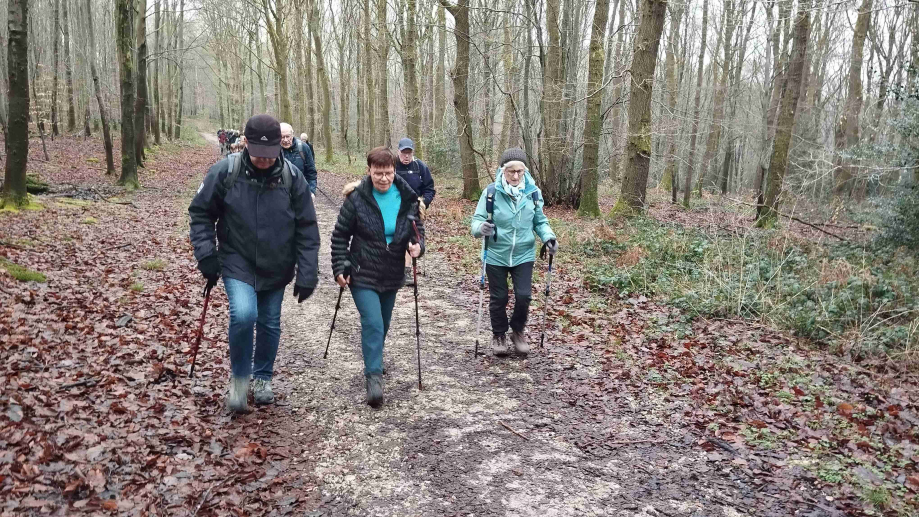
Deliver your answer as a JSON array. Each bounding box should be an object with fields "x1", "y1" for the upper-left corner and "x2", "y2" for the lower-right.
[
  {"x1": 470, "y1": 148, "x2": 557, "y2": 357},
  {"x1": 395, "y1": 137, "x2": 436, "y2": 285},
  {"x1": 280, "y1": 123, "x2": 318, "y2": 196}
]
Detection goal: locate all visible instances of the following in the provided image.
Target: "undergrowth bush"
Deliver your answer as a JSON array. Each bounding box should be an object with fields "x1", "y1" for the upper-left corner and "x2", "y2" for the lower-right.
[
  {"x1": 578, "y1": 217, "x2": 918, "y2": 354},
  {"x1": 875, "y1": 185, "x2": 919, "y2": 250}
]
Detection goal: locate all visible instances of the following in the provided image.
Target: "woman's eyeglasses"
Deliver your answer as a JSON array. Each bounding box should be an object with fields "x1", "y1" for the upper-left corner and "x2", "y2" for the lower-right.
[{"x1": 371, "y1": 171, "x2": 394, "y2": 180}]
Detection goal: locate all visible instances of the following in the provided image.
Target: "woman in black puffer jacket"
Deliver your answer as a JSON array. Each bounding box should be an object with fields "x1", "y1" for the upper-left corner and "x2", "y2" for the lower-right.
[{"x1": 330, "y1": 146, "x2": 425, "y2": 407}]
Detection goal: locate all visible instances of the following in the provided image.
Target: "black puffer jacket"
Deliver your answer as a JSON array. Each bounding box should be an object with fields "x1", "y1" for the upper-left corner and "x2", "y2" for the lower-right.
[
  {"x1": 189, "y1": 150, "x2": 320, "y2": 291},
  {"x1": 330, "y1": 175, "x2": 425, "y2": 292}
]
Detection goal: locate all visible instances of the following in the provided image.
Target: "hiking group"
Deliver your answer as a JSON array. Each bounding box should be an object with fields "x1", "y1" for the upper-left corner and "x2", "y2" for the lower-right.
[{"x1": 189, "y1": 114, "x2": 557, "y2": 411}]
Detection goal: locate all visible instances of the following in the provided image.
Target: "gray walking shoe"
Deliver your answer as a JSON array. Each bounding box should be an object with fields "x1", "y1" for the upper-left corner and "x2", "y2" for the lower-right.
[
  {"x1": 492, "y1": 333, "x2": 509, "y2": 357},
  {"x1": 510, "y1": 330, "x2": 530, "y2": 356},
  {"x1": 251, "y1": 378, "x2": 274, "y2": 405},
  {"x1": 366, "y1": 374, "x2": 384, "y2": 408},
  {"x1": 227, "y1": 376, "x2": 250, "y2": 413}
]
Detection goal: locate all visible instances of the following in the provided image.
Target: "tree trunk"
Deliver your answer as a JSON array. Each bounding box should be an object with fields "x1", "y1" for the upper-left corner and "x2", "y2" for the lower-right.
[
  {"x1": 52, "y1": 0, "x2": 61, "y2": 137},
  {"x1": 262, "y1": 0, "x2": 291, "y2": 123},
  {"x1": 116, "y1": 0, "x2": 139, "y2": 187},
  {"x1": 618, "y1": 0, "x2": 668, "y2": 213},
  {"x1": 364, "y1": 0, "x2": 374, "y2": 144},
  {"x1": 135, "y1": 0, "x2": 148, "y2": 165},
  {"x1": 659, "y1": 3, "x2": 683, "y2": 197},
  {"x1": 376, "y1": 0, "x2": 390, "y2": 146},
  {"x1": 833, "y1": 0, "x2": 871, "y2": 197},
  {"x1": 62, "y1": 0, "x2": 77, "y2": 131},
  {"x1": 152, "y1": 0, "x2": 161, "y2": 144},
  {"x1": 435, "y1": 4, "x2": 446, "y2": 131},
  {"x1": 440, "y1": 0, "x2": 479, "y2": 200},
  {"x1": 682, "y1": 0, "x2": 708, "y2": 207},
  {"x1": 296, "y1": 10, "x2": 306, "y2": 131},
  {"x1": 698, "y1": 0, "x2": 736, "y2": 195},
  {"x1": 304, "y1": 15, "x2": 315, "y2": 138},
  {"x1": 2, "y1": 0, "x2": 29, "y2": 207},
  {"x1": 401, "y1": 0, "x2": 422, "y2": 157},
  {"x1": 758, "y1": 0, "x2": 812, "y2": 226},
  {"x1": 607, "y1": 0, "x2": 627, "y2": 183},
  {"x1": 577, "y1": 0, "x2": 611, "y2": 217},
  {"x1": 173, "y1": 0, "x2": 184, "y2": 139},
  {"x1": 309, "y1": 0, "x2": 334, "y2": 162},
  {"x1": 85, "y1": 0, "x2": 115, "y2": 174}
]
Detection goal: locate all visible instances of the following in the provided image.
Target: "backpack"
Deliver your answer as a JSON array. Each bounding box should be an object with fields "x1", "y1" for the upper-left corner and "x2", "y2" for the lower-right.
[
  {"x1": 224, "y1": 152, "x2": 293, "y2": 194},
  {"x1": 296, "y1": 140, "x2": 314, "y2": 168}
]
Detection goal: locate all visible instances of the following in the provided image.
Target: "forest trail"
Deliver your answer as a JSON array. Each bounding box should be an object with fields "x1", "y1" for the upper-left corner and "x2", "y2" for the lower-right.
[{"x1": 263, "y1": 175, "x2": 757, "y2": 517}]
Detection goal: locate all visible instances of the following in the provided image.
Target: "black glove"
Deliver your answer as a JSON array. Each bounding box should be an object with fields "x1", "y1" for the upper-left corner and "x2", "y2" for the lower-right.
[
  {"x1": 293, "y1": 284, "x2": 314, "y2": 303},
  {"x1": 198, "y1": 255, "x2": 220, "y2": 281},
  {"x1": 545, "y1": 239, "x2": 558, "y2": 256}
]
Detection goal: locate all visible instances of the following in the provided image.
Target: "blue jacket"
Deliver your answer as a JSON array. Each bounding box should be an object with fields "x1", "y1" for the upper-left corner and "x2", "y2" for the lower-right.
[
  {"x1": 281, "y1": 138, "x2": 317, "y2": 194},
  {"x1": 395, "y1": 158, "x2": 436, "y2": 207},
  {"x1": 470, "y1": 170, "x2": 555, "y2": 267}
]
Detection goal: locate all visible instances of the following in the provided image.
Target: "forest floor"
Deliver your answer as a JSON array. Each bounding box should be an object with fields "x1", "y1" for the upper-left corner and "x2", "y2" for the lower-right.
[{"x1": 1, "y1": 133, "x2": 917, "y2": 516}]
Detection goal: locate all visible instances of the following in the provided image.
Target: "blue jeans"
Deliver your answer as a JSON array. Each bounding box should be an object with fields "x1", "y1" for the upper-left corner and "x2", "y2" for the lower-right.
[
  {"x1": 224, "y1": 277, "x2": 285, "y2": 380},
  {"x1": 350, "y1": 287, "x2": 398, "y2": 376}
]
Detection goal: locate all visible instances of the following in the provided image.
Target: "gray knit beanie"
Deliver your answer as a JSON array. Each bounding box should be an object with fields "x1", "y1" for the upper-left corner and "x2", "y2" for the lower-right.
[{"x1": 499, "y1": 147, "x2": 528, "y2": 168}]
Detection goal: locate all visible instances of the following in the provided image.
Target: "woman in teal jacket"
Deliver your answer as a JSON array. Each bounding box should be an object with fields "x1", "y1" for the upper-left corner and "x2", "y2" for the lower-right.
[{"x1": 470, "y1": 148, "x2": 557, "y2": 357}]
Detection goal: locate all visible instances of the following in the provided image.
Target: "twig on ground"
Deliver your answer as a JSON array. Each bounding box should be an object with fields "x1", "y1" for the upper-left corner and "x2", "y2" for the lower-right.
[
  {"x1": 90, "y1": 188, "x2": 137, "y2": 207},
  {"x1": 191, "y1": 479, "x2": 226, "y2": 516},
  {"x1": 59, "y1": 378, "x2": 98, "y2": 390},
  {"x1": 500, "y1": 421, "x2": 530, "y2": 441},
  {"x1": 608, "y1": 438, "x2": 669, "y2": 446}
]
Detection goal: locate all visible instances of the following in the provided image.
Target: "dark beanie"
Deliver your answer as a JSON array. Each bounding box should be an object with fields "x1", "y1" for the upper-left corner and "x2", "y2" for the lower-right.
[{"x1": 499, "y1": 147, "x2": 528, "y2": 168}]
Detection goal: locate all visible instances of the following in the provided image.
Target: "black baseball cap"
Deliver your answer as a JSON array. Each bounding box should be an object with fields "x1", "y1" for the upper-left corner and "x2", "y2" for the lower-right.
[{"x1": 244, "y1": 114, "x2": 282, "y2": 158}]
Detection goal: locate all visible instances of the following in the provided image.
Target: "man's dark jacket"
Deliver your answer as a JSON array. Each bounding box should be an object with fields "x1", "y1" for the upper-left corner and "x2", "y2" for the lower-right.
[
  {"x1": 282, "y1": 137, "x2": 318, "y2": 194},
  {"x1": 330, "y1": 175, "x2": 425, "y2": 292},
  {"x1": 189, "y1": 150, "x2": 320, "y2": 291},
  {"x1": 395, "y1": 158, "x2": 435, "y2": 207}
]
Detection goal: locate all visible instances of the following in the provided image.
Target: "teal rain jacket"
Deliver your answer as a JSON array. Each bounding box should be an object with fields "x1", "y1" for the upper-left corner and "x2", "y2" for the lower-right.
[{"x1": 470, "y1": 170, "x2": 556, "y2": 267}]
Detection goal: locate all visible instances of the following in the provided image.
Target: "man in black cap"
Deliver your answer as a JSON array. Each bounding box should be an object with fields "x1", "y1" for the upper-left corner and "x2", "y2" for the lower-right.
[
  {"x1": 395, "y1": 137, "x2": 435, "y2": 284},
  {"x1": 189, "y1": 114, "x2": 320, "y2": 413}
]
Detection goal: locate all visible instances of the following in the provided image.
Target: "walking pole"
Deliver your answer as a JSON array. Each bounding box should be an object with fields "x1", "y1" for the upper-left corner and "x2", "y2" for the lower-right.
[
  {"x1": 410, "y1": 218, "x2": 423, "y2": 390},
  {"x1": 323, "y1": 287, "x2": 345, "y2": 359},
  {"x1": 322, "y1": 263, "x2": 350, "y2": 359},
  {"x1": 539, "y1": 244, "x2": 554, "y2": 349},
  {"x1": 189, "y1": 281, "x2": 215, "y2": 378},
  {"x1": 474, "y1": 236, "x2": 488, "y2": 357}
]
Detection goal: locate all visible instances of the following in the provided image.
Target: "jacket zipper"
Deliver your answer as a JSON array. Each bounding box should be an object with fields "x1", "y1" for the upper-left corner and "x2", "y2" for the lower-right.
[{"x1": 254, "y1": 179, "x2": 260, "y2": 290}]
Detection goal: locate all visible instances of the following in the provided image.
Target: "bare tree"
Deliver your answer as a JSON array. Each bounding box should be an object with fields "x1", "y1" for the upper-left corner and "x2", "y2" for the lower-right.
[
  {"x1": 52, "y1": 0, "x2": 61, "y2": 136},
  {"x1": 439, "y1": 0, "x2": 479, "y2": 199},
  {"x1": 62, "y1": 0, "x2": 77, "y2": 131},
  {"x1": 135, "y1": 0, "x2": 148, "y2": 165},
  {"x1": 758, "y1": 0, "x2": 812, "y2": 226},
  {"x1": 682, "y1": 0, "x2": 708, "y2": 207},
  {"x1": 85, "y1": 0, "x2": 115, "y2": 174},
  {"x1": 577, "y1": 0, "x2": 612, "y2": 217},
  {"x1": 309, "y1": 0, "x2": 334, "y2": 162},
  {"x1": 2, "y1": 0, "x2": 29, "y2": 207},
  {"x1": 618, "y1": 0, "x2": 669, "y2": 213},
  {"x1": 116, "y1": 0, "x2": 139, "y2": 187},
  {"x1": 833, "y1": 0, "x2": 871, "y2": 197}
]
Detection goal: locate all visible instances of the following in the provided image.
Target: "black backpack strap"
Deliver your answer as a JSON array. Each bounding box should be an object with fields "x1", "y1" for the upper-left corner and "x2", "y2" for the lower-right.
[
  {"x1": 280, "y1": 159, "x2": 293, "y2": 191},
  {"x1": 485, "y1": 183, "x2": 497, "y2": 241},
  {"x1": 486, "y1": 183, "x2": 496, "y2": 216},
  {"x1": 223, "y1": 152, "x2": 243, "y2": 191}
]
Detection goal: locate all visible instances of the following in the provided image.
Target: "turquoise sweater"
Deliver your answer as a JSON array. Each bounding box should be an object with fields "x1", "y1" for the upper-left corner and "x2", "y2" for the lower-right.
[{"x1": 372, "y1": 185, "x2": 402, "y2": 244}]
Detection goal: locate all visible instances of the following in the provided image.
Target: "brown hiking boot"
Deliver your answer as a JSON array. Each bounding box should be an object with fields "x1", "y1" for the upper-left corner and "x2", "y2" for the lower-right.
[{"x1": 510, "y1": 330, "x2": 529, "y2": 356}]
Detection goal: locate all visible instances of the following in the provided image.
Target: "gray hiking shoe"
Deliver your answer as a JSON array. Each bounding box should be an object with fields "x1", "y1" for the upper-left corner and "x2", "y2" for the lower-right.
[
  {"x1": 510, "y1": 330, "x2": 530, "y2": 356},
  {"x1": 251, "y1": 378, "x2": 274, "y2": 405},
  {"x1": 366, "y1": 374, "x2": 384, "y2": 408},
  {"x1": 492, "y1": 333, "x2": 509, "y2": 357},
  {"x1": 227, "y1": 376, "x2": 250, "y2": 413}
]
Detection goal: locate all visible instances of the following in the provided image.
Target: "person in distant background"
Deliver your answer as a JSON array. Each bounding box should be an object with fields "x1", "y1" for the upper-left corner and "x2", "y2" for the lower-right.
[
  {"x1": 280, "y1": 123, "x2": 317, "y2": 197},
  {"x1": 394, "y1": 138, "x2": 435, "y2": 285}
]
